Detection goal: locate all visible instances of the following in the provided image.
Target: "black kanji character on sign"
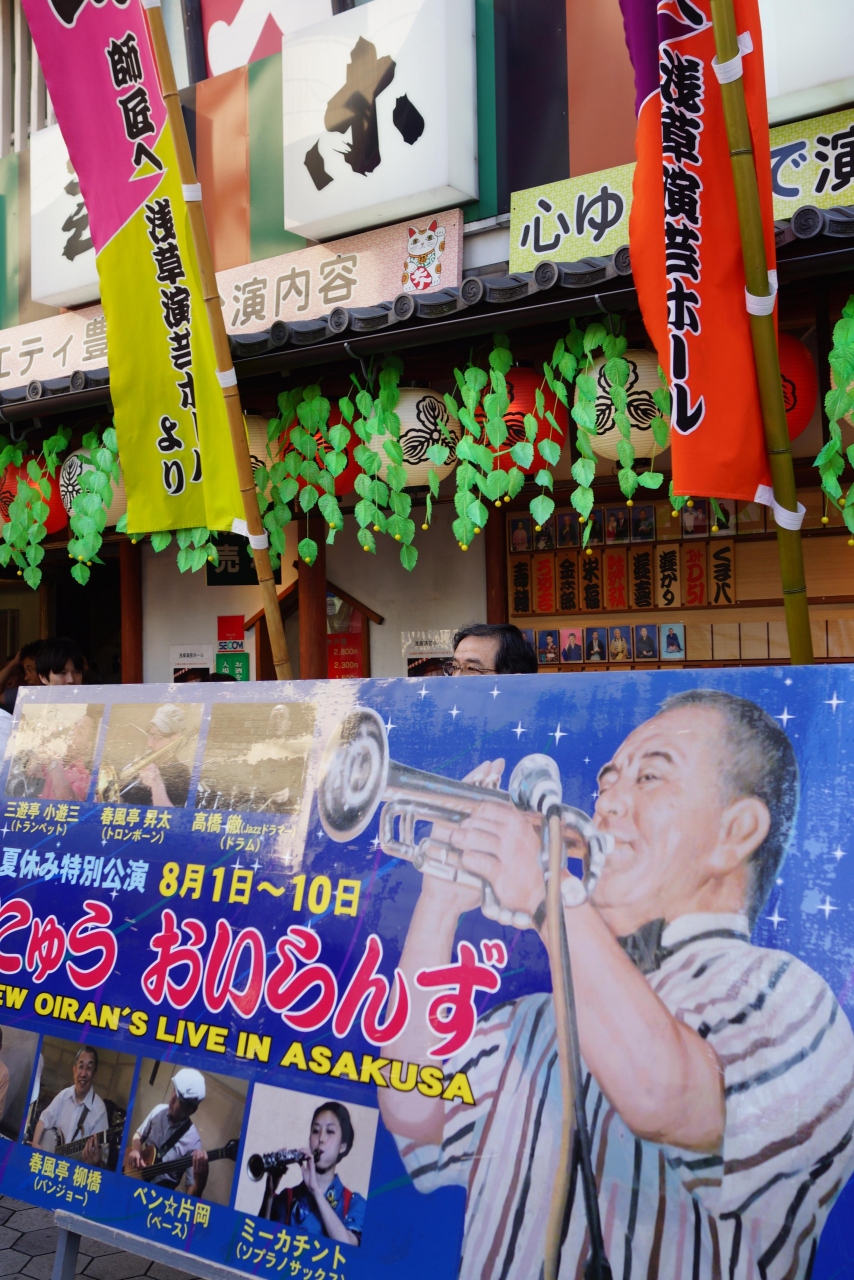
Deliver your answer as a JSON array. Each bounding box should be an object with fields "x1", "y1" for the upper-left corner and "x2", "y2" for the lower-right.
[
  {"x1": 671, "y1": 381, "x2": 705, "y2": 435},
  {"x1": 659, "y1": 48, "x2": 703, "y2": 114},
  {"x1": 162, "y1": 460, "x2": 185, "y2": 495},
  {"x1": 61, "y1": 164, "x2": 93, "y2": 261},
  {"x1": 106, "y1": 32, "x2": 142, "y2": 89},
  {"x1": 323, "y1": 36, "x2": 395, "y2": 177},
  {"x1": 191, "y1": 448, "x2": 202, "y2": 483},
  {"x1": 161, "y1": 286, "x2": 191, "y2": 330},
  {"x1": 49, "y1": 0, "x2": 129, "y2": 28},
  {"x1": 152, "y1": 242, "x2": 184, "y2": 285},
  {"x1": 662, "y1": 165, "x2": 701, "y2": 224},
  {"x1": 661, "y1": 105, "x2": 702, "y2": 166},
  {"x1": 575, "y1": 186, "x2": 624, "y2": 244},
  {"x1": 814, "y1": 125, "x2": 854, "y2": 196},
  {"x1": 118, "y1": 86, "x2": 156, "y2": 142},
  {"x1": 664, "y1": 220, "x2": 702, "y2": 281},
  {"x1": 157, "y1": 416, "x2": 182, "y2": 454},
  {"x1": 145, "y1": 199, "x2": 175, "y2": 245},
  {"x1": 177, "y1": 371, "x2": 195, "y2": 411},
  {"x1": 168, "y1": 330, "x2": 192, "y2": 371}
]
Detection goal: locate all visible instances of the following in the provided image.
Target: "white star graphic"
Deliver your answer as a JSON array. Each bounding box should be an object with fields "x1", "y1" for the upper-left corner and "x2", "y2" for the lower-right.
[
  {"x1": 826, "y1": 692, "x2": 845, "y2": 713},
  {"x1": 251, "y1": 858, "x2": 262, "y2": 872},
  {"x1": 583, "y1": 757, "x2": 590, "y2": 765},
  {"x1": 784, "y1": 677, "x2": 793, "y2": 686},
  {"x1": 231, "y1": 856, "x2": 243, "y2": 870},
  {"x1": 385, "y1": 717, "x2": 396, "y2": 733},
  {"x1": 549, "y1": 723, "x2": 566, "y2": 745},
  {"x1": 0, "y1": 824, "x2": 8, "y2": 838},
  {"x1": 369, "y1": 835, "x2": 381, "y2": 852},
  {"x1": 512, "y1": 721, "x2": 526, "y2": 739},
  {"x1": 775, "y1": 707, "x2": 794, "y2": 728},
  {"x1": 832, "y1": 845, "x2": 846, "y2": 862},
  {"x1": 766, "y1": 906, "x2": 785, "y2": 930},
  {"x1": 110, "y1": 888, "x2": 119, "y2": 900},
  {"x1": 418, "y1": 685, "x2": 429, "y2": 700},
  {"x1": 490, "y1": 685, "x2": 500, "y2": 699},
  {"x1": 819, "y1": 895, "x2": 837, "y2": 920},
  {"x1": 449, "y1": 705, "x2": 461, "y2": 720},
  {"x1": 591, "y1": 789, "x2": 599, "y2": 801}
]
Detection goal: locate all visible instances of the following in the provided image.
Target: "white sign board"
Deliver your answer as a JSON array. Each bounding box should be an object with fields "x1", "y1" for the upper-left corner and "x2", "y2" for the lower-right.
[
  {"x1": 30, "y1": 125, "x2": 100, "y2": 309},
  {"x1": 281, "y1": 0, "x2": 478, "y2": 240}
]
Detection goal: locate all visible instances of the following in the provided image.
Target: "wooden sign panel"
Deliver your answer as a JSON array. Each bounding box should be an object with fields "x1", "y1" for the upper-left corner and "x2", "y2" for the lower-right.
[
  {"x1": 710, "y1": 540, "x2": 737, "y2": 606},
  {"x1": 557, "y1": 552, "x2": 580, "y2": 612},
  {"x1": 682, "y1": 543, "x2": 708, "y2": 607},
  {"x1": 508, "y1": 555, "x2": 532, "y2": 615},
  {"x1": 629, "y1": 546, "x2": 655, "y2": 610},
  {"x1": 602, "y1": 547, "x2": 629, "y2": 611},
  {"x1": 580, "y1": 549, "x2": 603, "y2": 611},
  {"x1": 532, "y1": 552, "x2": 556, "y2": 614},
  {"x1": 655, "y1": 545, "x2": 682, "y2": 608}
]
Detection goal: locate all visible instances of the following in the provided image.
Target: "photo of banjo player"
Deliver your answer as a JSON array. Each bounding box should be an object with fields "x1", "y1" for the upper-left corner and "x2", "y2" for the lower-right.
[{"x1": 378, "y1": 689, "x2": 854, "y2": 1279}]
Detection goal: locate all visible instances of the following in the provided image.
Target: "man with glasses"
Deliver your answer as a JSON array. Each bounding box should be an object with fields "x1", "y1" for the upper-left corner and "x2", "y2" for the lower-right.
[{"x1": 441, "y1": 624, "x2": 538, "y2": 677}]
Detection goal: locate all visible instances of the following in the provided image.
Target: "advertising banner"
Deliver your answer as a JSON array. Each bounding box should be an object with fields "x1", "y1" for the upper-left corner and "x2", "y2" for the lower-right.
[
  {"x1": 21, "y1": 0, "x2": 241, "y2": 535},
  {"x1": 0, "y1": 670, "x2": 850, "y2": 1280}
]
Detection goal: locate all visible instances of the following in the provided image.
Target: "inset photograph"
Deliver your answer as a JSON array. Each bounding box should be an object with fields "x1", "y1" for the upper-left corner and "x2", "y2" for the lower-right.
[
  {"x1": 537, "y1": 629, "x2": 560, "y2": 665},
  {"x1": 124, "y1": 1061, "x2": 247, "y2": 1206},
  {"x1": 630, "y1": 504, "x2": 655, "y2": 543},
  {"x1": 559, "y1": 626, "x2": 584, "y2": 663},
  {"x1": 508, "y1": 516, "x2": 532, "y2": 553},
  {"x1": 196, "y1": 702, "x2": 315, "y2": 813},
  {"x1": 604, "y1": 506, "x2": 630, "y2": 544},
  {"x1": 634, "y1": 624, "x2": 659, "y2": 661},
  {"x1": 555, "y1": 510, "x2": 579, "y2": 548},
  {"x1": 681, "y1": 499, "x2": 709, "y2": 538},
  {"x1": 710, "y1": 498, "x2": 737, "y2": 536},
  {"x1": 584, "y1": 627, "x2": 607, "y2": 663},
  {"x1": 532, "y1": 517, "x2": 555, "y2": 551},
  {"x1": 28, "y1": 1039, "x2": 134, "y2": 1169},
  {"x1": 586, "y1": 508, "x2": 604, "y2": 545},
  {"x1": 96, "y1": 702, "x2": 203, "y2": 807},
  {"x1": 6, "y1": 704, "x2": 103, "y2": 801},
  {"x1": 661, "y1": 623, "x2": 686, "y2": 659},
  {"x1": 608, "y1": 626, "x2": 632, "y2": 662},
  {"x1": 234, "y1": 1084, "x2": 378, "y2": 1246},
  {"x1": 0, "y1": 1024, "x2": 39, "y2": 1141}
]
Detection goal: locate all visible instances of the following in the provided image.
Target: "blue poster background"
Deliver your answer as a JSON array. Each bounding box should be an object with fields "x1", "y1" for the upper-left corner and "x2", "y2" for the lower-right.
[{"x1": 0, "y1": 666, "x2": 849, "y2": 1279}]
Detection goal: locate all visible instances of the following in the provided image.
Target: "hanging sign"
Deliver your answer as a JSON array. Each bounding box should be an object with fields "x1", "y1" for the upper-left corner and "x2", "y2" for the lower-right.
[
  {"x1": 20, "y1": 0, "x2": 241, "y2": 535},
  {"x1": 0, "y1": 672, "x2": 850, "y2": 1280}
]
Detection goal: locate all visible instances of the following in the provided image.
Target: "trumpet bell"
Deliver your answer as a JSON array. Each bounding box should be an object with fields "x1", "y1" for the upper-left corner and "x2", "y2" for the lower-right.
[{"x1": 318, "y1": 708, "x2": 389, "y2": 841}]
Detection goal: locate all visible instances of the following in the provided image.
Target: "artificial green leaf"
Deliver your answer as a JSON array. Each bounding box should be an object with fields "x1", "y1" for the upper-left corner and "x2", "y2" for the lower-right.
[
  {"x1": 299, "y1": 485, "x2": 318, "y2": 511},
  {"x1": 485, "y1": 417, "x2": 508, "y2": 449},
  {"x1": 328, "y1": 424, "x2": 350, "y2": 452},
  {"x1": 71, "y1": 562, "x2": 90, "y2": 585},
  {"x1": 617, "y1": 438, "x2": 635, "y2": 470},
  {"x1": 298, "y1": 537, "x2": 318, "y2": 565},
  {"x1": 551, "y1": 338, "x2": 565, "y2": 367},
  {"x1": 618, "y1": 467, "x2": 640, "y2": 499},
  {"x1": 652, "y1": 415, "x2": 670, "y2": 448},
  {"x1": 354, "y1": 444, "x2": 381, "y2": 475},
  {"x1": 151, "y1": 531, "x2": 172, "y2": 552},
  {"x1": 534, "y1": 468, "x2": 554, "y2": 491},
  {"x1": 389, "y1": 491, "x2": 412, "y2": 518},
  {"x1": 575, "y1": 427, "x2": 596, "y2": 460},
  {"x1": 510, "y1": 441, "x2": 534, "y2": 469},
  {"x1": 359, "y1": 528, "x2": 377, "y2": 553},
  {"x1": 489, "y1": 346, "x2": 512, "y2": 375},
  {"x1": 637, "y1": 470, "x2": 664, "y2": 489},
  {"x1": 484, "y1": 468, "x2": 508, "y2": 500},
  {"x1": 570, "y1": 486, "x2": 594, "y2": 519},
  {"x1": 538, "y1": 437, "x2": 561, "y2": 465},
  {"x1": 386, "y1": 463, "x2": 407, "y2": 491},
  {"x1": 400, "y1": 542, "x2": 418, "y2": 571},
  {"x1": 571, "y1": 458, "x2": 596, "y2": 487},
  {"x1": 316, "y1": 469, "x2": 335, "y2": 496},
  {"x1": 452, "y1": 515, "x2": 475, "y2": 546},
  {"x1": 535, "y1": 387, "x2": 545, "y2": 418},
  {"x1": 530, "y1": 493, "x2": 555, "y2": 525},
  {"x1": 466, "y1": 498, "x2": 489, "y2": 527},
  {"x1": 115, "y1": 513, "x2": 128, "y2": 533},
  {"x1": 427, "y1": 469, "x2": 440, "y2": 498},
  {"x1": 558, "y1": 352, "x2": 578, "y2": 383},
  {"x1": 506, "y1": 467, "x2": 526, "y2": 499},
  {"x1": 426, "y1": 443, "x2": 450, "y2": 467},
  {"x1": 319, "y1": 493, "x2": 344, "y2": 529},
  {"x1": 583, "y1": 322, "x2": 607, "y2": 353}
]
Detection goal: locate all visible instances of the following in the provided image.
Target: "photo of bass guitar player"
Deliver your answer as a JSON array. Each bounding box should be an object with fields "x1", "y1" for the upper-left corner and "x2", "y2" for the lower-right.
[{"x1": 123, "y1": 1062, "x2": 247, "y2": 1205}]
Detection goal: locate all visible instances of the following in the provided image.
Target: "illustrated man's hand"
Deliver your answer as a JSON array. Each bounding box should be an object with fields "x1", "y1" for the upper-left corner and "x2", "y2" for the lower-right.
[
  {"x1": 421, "y1": 759, "x2": 507, "y2": 918},
  {"x1": 82, "y1": 1136, "x2": 101, "y2": 1166},
  {"x1": 450, "y1": 799, "x2": 544, "y2": 924}
]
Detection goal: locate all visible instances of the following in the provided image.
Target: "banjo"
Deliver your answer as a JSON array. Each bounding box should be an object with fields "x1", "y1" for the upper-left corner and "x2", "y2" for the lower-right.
[{"x1": 39, "y1": 1122, "x2": 126, "y2": 1158}]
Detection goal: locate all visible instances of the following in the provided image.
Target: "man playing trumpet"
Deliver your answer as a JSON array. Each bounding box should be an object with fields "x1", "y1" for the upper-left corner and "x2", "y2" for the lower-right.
[{"x1": 378, "y1": 690, "x2": 854, "y2": 1280}]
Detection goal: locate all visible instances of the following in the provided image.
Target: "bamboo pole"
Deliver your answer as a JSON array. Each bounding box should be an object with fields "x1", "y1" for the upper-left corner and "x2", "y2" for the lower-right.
[
  {"x1": 709, "y1": 0, "x2": 813, "y2": 664},
  {"x1": 144, "y1": 1, "x2": 293, "y2": 679}
]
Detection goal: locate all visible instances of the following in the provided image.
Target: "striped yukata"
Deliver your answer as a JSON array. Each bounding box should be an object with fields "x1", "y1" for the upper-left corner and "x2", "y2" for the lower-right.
[{"x1": 396, "y1": 913, "x2": 854, "y2": 1280}]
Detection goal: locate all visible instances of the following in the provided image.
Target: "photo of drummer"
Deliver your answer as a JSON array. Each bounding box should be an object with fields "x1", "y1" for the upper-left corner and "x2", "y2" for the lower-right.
[
  {"x1": 378, "y1": 689, "x2": 854, "y2": 1280},
  {"x1": 95, "y1": 702, "x2": 202, "y2": 807},
  {"x1": 30, "y1": 1040, "x2": 133, "y2": 1169},
  {"x1": 234, "y1": 1083, "x2": 377, "y2": 1245},
  {"x1": 124, "y1": 1061, "x2": 246, "y2": 1205},
  {"x1": 195, "y1": 701, "x2": 315, "y2": 813}
]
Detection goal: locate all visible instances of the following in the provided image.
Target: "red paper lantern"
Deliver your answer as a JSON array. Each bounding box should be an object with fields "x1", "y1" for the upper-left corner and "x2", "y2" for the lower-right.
[
  {"x1": 0, "y1": 459, "x2": 67, "y2": 533},
  {"x1": 314, "y1": 411, "x2": 359, "y2": 497},
  {"x1": 778, "y1": 333, "x2": 818, "y2": 441},
  {"x1": 476, "y1": 366, "x2": 569, "y2": 473}
]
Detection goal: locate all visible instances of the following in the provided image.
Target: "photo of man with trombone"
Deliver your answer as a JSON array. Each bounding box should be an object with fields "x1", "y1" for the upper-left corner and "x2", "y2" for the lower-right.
[
  {"x1": 96, "y1": 702, "x2": 201, "y2": 807},
  {"x1": 371, "y1": 689, "x2": 854, "y2": 1280}
]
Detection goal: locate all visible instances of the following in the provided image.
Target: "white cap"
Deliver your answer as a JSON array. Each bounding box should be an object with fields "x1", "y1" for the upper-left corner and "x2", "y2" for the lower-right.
[
  {"x1": 151, "y1": 703, "x2": 186, "y2": 736},
  {"x1": 172, "y1": 1067, "x2": 205, "y2": 1101}
]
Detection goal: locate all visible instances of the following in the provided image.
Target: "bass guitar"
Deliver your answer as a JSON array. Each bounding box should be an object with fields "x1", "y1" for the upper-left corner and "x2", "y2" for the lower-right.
[{"x1": 124, "y1": 1137, "x2": 239, "y2": 1182}]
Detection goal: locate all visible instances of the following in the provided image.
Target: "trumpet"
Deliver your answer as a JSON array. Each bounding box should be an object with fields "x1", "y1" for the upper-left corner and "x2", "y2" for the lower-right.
[
  {"x1": 247, "y1": 1148, "x2": 308, "y2": 1180},
  {"x1": 317, "y1": 709, "x2": 611, "y2": 928},
  {"x1": 96, "y1": 730, "x2": 192, "y2": 803}
]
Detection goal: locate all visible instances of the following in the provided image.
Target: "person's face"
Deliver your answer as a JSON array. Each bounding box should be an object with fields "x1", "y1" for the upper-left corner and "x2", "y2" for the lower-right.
[
  {"x1": 72, "y1": 1051, "x2": 96, "y2": 1099},
  {"x1": 640, "y1": 628, "x2": 648, "y2": 639},
  {"x1": 41, "y1": 659, "x2": 83, "y2": 686},
  {"x1": 167, "y1": 1089, "x2": 194, "y2": 1122},
  {"x1": 146, "y1": 725, "x2": 170, "y2": 751},
  {"x1": 592, "y1": 631, "x2": 599, "y2": 642},
  {"x1": 614, "y1": 629, "x2": 621, "y2": 640},
  {"x1": 22, "y1": 657, "x2": 39, "y2": 685},
  {"x1": 451, "y1": 635, "x2": 499, "y2": 676},
  {"x1": 270, "y1": 707, "x2": 291, "y2": 736},
  {"x1": 568, "y1": 634, "x2": 576, "y2": 644},
  {"x1": 591, "y1": 707, "x2": 767, "y2": 926},
  {"x1": 310, "y1": 1110, "x2": 347, "y2": 1172}
]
